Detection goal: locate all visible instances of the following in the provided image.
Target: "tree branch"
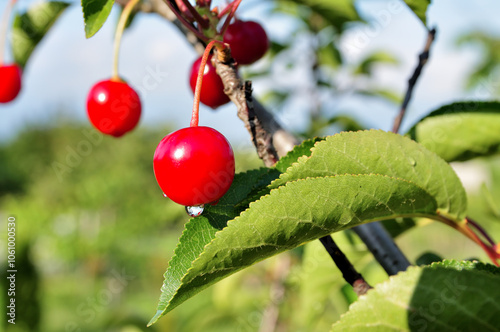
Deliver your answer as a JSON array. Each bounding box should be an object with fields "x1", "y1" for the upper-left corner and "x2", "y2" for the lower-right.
[
  {"x1": 392, "y1": 28, "x2": 437, "y2": 134},
  {"x1": 319, "y1": 235, "x2": 372, "y2": 296},
  {"x1": 213, "y1": 51, "x2": 290, "y2": 166},
  {"x1": 352, "y1": 223, "x2": 411, "y2": 275}
]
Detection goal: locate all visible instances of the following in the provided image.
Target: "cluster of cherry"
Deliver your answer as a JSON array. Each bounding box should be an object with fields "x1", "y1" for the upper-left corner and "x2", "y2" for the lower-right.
[
  {"x1": 1, "y1": 0, "x2": 269, "y2": 216},
  {"x1": 87, "y1": 18, "x2": 268, "y2": 138}
]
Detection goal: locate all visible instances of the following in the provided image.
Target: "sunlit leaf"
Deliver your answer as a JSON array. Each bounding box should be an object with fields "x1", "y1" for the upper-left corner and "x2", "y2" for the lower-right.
[
  {"x1": 403, "y1": 0, "x2": 431, "y2": 26},
  {"x1": 331, "y1": 260, "x2": 500, "y2": 331},
  {"x1": 81, "y1": 0, "x2": 115, "y2": 38},
  {"x1": 149, "y1": 131, "x2": 467, "y2": 325},
  {"x1": 408, "y1": 101, "x2": 500, "y2": 162},
  {"x1": 11, "y1": 1, "x2": 70, "y2": 68}
]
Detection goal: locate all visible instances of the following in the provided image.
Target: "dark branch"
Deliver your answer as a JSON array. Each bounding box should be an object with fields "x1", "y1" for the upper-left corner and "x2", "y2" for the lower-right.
[
  {"x1": 352, "y1": 223, "x2": 411, "y2": 275},
  {"x1": 392, "y1": 28, "x2": 437, "y2": 134},
  {"x1": 319, "y1": 235, "x2": 372, "y2": 296}
]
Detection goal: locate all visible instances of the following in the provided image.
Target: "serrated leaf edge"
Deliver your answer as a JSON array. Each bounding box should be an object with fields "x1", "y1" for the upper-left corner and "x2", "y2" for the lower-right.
[{"x1": 151, "y1": 173, "x2": 447, "y2": 324}]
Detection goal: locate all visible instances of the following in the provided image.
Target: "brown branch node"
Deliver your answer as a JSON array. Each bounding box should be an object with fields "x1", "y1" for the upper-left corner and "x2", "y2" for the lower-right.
[{"x1": 213, "y1": 51, "x2": 280, "y2": 167}]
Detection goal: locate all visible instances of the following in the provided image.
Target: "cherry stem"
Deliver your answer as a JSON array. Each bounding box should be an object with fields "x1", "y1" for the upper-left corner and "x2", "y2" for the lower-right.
[
  {"x1": 461, "y1": 222, "x2": 500, "y2": 266},
  {"x1": 218, "y1": 0, "x2": 237, "y2": 19},
  {"x1": 112, "y1": 0, "x2": 141, "y2": 80},
  {"x1": 0, "y1": 0, "x2": 18, "y2": 65},
  {"x1": 180, "y1": 0, "x2": 209, "y2": 29},
  {"x1": 466, "y1": 216, "x2": 497, "y2": 247},
  {"x1": 164, "y1": 0, "x2": 208, "y2": 42},
  {"x1": 219, "y1": 0, "x2": 242, "y2": 36},
  {"x1": 191, "y1": 40, "x2": 225, "y2": 127},
  {"x1": 434, "y1": 214, "x2": 500, "y2": 266}
]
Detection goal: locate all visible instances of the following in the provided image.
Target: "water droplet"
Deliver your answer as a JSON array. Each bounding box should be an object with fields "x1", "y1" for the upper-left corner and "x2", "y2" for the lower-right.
[
  {"x1": 186, "y1": 205, "x2": 204, "y2": 217},
  {"x1": 409, "y1": 157, "x2": 416, "y2": 166},
  {"x1": 163, "y1": 193, "x2": 168, "y2": 198}
]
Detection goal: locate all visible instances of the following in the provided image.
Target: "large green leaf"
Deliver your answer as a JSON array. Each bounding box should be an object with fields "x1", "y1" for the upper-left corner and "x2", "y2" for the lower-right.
[
  {"x1": 408, "y1": 101, "x2": 500, "y2": 162},
  {"x1": 331, "y1": 260, "x2": 500, "y2": 331},
  {"x1": 270, "y1": 130, "x2": 467, "y2": 220},
  {"x1": 11, "y1": 1, "x2": 70, "y2": 68},
  {"x1": 81, "y1": 0, "x2": 115, "y2": 38},
  {"x1": 403, "y1": 0, "x2": 431, "y2": 26},
  {"x1": 149, "y1": 174, "x2": 439, "y2": 325},
  {"x1": 149, "y1": 131, "x2": 467, "y2": 325}
]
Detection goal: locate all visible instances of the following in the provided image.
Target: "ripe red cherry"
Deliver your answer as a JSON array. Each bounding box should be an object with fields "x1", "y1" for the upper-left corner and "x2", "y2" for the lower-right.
[
  {"x1": 189, "y1": 55, "x2": 230, "y2": 109},
  {"x1": 153, "y1": 126, "x2": 235, "y2": 207},
  {"x1": 86, "y1": 79, "x2": 141, "y2": 137},
  {"x1": 0, "y1": 64, "x2": 22, "y2": 103},
  {"x1": 223, "y1": 20, "x2": 269, "y2": 65}
]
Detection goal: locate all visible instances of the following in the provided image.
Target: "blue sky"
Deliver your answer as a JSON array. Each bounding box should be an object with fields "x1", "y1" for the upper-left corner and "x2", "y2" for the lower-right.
[{"x1": 1, "y1": 0, "x2": 499, "y2": 145}]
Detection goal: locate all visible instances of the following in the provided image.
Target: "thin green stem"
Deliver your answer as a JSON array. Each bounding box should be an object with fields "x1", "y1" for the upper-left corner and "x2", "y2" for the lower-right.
[
  {"x1": 0, "y1": 0, "x2": 18, "y2": 65},
  {"x1": 436, "y1": 214, "x2": 500, "y2": 266},
  {"x1": 191, "y1": 40, "x2": 225, "y2": 127},
  {"x1": 112, "y1": 0, "x2": 141, "y2": 80}
]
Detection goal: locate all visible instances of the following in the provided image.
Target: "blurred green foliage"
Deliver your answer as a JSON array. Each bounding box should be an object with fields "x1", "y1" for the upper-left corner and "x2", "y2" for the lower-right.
[{"x1": 456, "y1": 31, "x2": 500, "y2": 93}]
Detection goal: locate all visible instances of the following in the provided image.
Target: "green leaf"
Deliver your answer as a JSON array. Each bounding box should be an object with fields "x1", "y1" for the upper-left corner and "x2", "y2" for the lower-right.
[
  {"x1": 150, "y1": 130, "x2": 469, "y2": 325},
  {"x1": 268, "y1": 41, "x2": 288, "y2": 58},
  {"x1": 270, "y1": 130, "x2": 467, "y2": 220},
  {"x1": 149, "y1": 174, "x2": 440, "y2": 325},
  {"x1": 403, "y1": 0, "x2": 431, "y2": 26},
  {"x1": 11, "y1": 1, "x2": 70, "y2": 68},
  {"x1": 381, "y1": 217, "x2": 418, "y2": 238},
  {"x1": 455, "y1": 32, "x2": 500, "y2": 91},
  {"x1": 408, "y1": 101, "x2": 500, "y2": 162},
  {"x1": 354, "y1": 51, "x2": 399, "y2": 76},
  {"x1": 415, "y1": 251, "x2": 443, "y2": 265},
  {"x1": 331, "y1": 260, "x2": 500, "y2": 331},
  {"x1": 279, "y1": 0, "x2": 362, "y2": 32},
  {"x1": 274, "y1": 137, "x2": 324, "y2": 172},
  {"x1": 327, "y1": 115, "x2": 366, "y2": 132},
  {"x1": 357, "y1": 88, "x2": 402, "y2": 104},
  {"x1": 81, "y1": 0, "x2": 115, "y2": 38},
  {"x1": 236, "y1": 138, "x2": 324, "y2": 209},
  {"x1": 318, "y1": 42, "x2": 343, "y2": 69}
]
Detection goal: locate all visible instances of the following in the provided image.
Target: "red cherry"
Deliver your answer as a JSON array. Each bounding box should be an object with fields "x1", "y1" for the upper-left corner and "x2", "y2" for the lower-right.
[
  {"x1": 223, "y1": 20, "x2": 269, "y2": 65},
  {"x1": 153, "y1": 126, "x2": 235, "y2": 207},
  {"x1": 0, "y1": 64, "x2": 22, "y2": 103},
  {"x1": 86, "y1": 79, "x2": 141, "y2": 137},
  {"x1": 189, "y1": 55, "x2": 230, "y2": 109}
]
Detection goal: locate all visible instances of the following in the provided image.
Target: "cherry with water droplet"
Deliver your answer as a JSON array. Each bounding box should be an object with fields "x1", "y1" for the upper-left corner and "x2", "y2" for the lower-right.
[
  {"x1": 223, "y1": 20, "x2": 269, "y2": 65},
  {"x1": 86, "y1": 78, "x2": 142, "y2": 137},
  {"x1": 0, "y1": 64, "x2": 22, "y2": 103},
  {"x1": 154, "y1": 41, "x2": 235, "y2": 213},
  {"x1": 154, "y1": 126, "x2": 235, "y2": 207},
  {"x1": 189, "y1": 55, "x2": 230, "y2": 109}
]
